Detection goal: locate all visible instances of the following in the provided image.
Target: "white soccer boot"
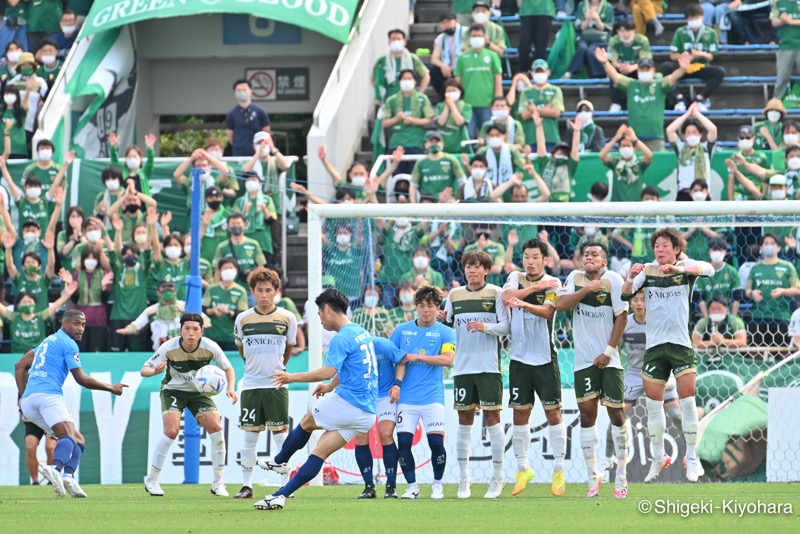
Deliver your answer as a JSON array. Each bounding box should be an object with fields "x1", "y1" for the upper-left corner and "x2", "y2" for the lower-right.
[
  {"x1": 644, "y1": 455, "x2": 672, "y2": 483},
  {"x1": 457, "y1": 477, "x2": 472, "y2": 499},
  {"x1": 41, "y1": 465, "x2": 66, "y2": 498},
  {"x1": 431, "y1": 482, "x2": 444, "y2": 500},
  {"x1": 211, "y1": 481, "x2": 229, "y2": 497},
  {"x1": 254, "y1": 494, "x2": 286, "y2": 510},
  {"x1": 256, "y1": 457, "x2": 289, "y2": 474},
  {"x1": 484, "y1": 477, "x2": 505, "y2": 499},
  {"x1": 685, "y1": 457, "x2": 704, "y2": 482},
  {"x1": 401, "y1": 484, "x2": 420, "y2": 499},
  {"x1": 145, "y1": 479, "x2": 165, "y2": 496},
  {"x1": 63, "y1": 475, "x2": 87, "y2": 498}
]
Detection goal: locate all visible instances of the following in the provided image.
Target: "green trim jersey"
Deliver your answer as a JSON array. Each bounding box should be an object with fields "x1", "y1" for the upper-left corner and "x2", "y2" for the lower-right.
[
  {"x1": 773, "y1": 0, "x2": 800, "y2": 50},
  {"x1": 503, "y1": 271, "x2": 560, "y2": 366},
  {"x1": 608, "y1": 33, "x2": 652, "y2": 65},
  {"x1": 693, "y1": 315, "x2": 746, "y2": 341},
  {"x1": 746, "y1": 260, "x2": 800, "y2": 322},
  {"x1": 146, "y1": 336, "x2": 231, "y2": 393},
  {"x1": 562, "y1": 270, "x2": 628, "y2": 371},
  {"x1": 621, "y1": 315, "x2": 647, "y2": 374},
  {"x1": 234, "y1": 306, "x2": 298, "y2": 390},
  {"x1": 670, "y1": 25, "x2": 718, "y2": 65},
  {"x1": 444, "y1": 283, "x2": 510, "y2": 376},
  {"x1": 626, "y1": 259, "x2": 714, "y2": 349}
]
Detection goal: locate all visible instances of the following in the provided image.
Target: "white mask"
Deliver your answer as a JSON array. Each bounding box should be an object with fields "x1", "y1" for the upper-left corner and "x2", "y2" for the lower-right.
[
  {"x1": 414, "y1": 256, "x2": 429, "y2": 270},
  {"x1": 26, "y1": 187, "x2": 42, "y2": 199},
  {"x1": 38, "y1": 149, "x2": 52, "y2": 162},
  {"x1": 165, "y1": 246, "x2": 182, "y2": 260},
  {"x1": 516, "y1": 80, "x2": 527, "y2": 92},
  {"x1": 400, "y1": 292, "x2": 414, "y2": 305},
  {"x1": 42, "y1": 55, "x2": 56, "y2": 65},
  {"x1": 621, "y1": 35, "x2": 634, "y2": 45},
  {"x1": 363, "y1": 296, "x2": 379, "y2": 308},
  {"x1": 135, "y1": 234, "x2": 149, "y2": 246},
  {"x1": 336, "y1": 233, "x2": 351, "y2": 246},
  {"x1": 492, "y1": 109, "x2": 509, "y2": 121},
  {"x1": 183, "y1": 244, "x2": 192, "y2": 255},
  {"x1": 638, "y1": 70, "x2": 654, "y2": 83},
  {"x1": 709, "y1": 251, "x2": 726, "y2": 264},
  {"x1": 789, "y1": 157, "x2": 800, "y2": 170},
  {"x1": 685, "y1": 135, "x2": 701, "y2": 147},
  {"x1": 6, "y1": 51, "x2": 20, "y2": 63},
  {"x1": 691, "y1": 191, "x2": 707, "y2": 202},
  {"x1": 533, "y1": 72, "x2": 548, "y2": 85},
  {"x1": 220, "y1": 269, "x2": 238, "y2": 282},
  {"x1": 771, "y1": 189, "x2": 787, "y2": 200},
  {"x1": 619, "y1": 146, "x2": 634, "y2": 159},
  {"x1": 274, "y1": 295, "x2": 282, "y2": 305},
  {"x1": 584, "y1": 226, "x2": 597, "y2": 237},
  {"x1": 351, "y1": 175, "x2": 367, "y2": 188},
  {"x1": 487, "y1": 136, "x2": 503, "y2": 149},
  {"x1": 235, "y1": 90, "x2": 250, "y2": 103},
  {"x1": 3, "y1": 94, "x2": 16, "y2": 105},
  {"x1": 446, "y1": 91, "x2": 461, "y2": 102},
  {"x1": 785, "y1": 133, "x2": 799, "y2": 146},
  {"x1": 106, "y1": 179, "x2": 120, "y2": 191},
  {"x1": 761, "y1": 244, "x2": 778, "y2": 257},
  {"x1": 768, "y1": 110, "x2": 782, "y2": 123},
  {"x1": 469, "y1": 36, "x2": 486, "y2": 49},
  {"x1": 577, "y1": 111, "x2": 593, "y2": 125},
  {"x1": 399, "y1": 79, "x2": 416, "y2": 92},
  {"x1": 126, "y1": 157, "x2": 141, "y2": 170},
  {"x1": 23, "y1": 232, "x2": 37, "y2": 244},
  {"x1": 709, "y1": 313, "x2": 726, "y2": 323},
  {"x1": 472, "y1": 168, "x2": 487, "y2": 180},
  {"x1": 473, "y1": 12, "x2": 489, "y2": 24},
  {"x1": 688, "y1": 18, "x2": 703, "y2": 30},
  {"x1": 394, "y1": 218, "x2": 410, "y2": 229},
  {"x1": 245, "y1": 180, "x2": 261, "y2": 193},
  {"x1": 207, "y1": 150, "x2": 223, "y2": 158},
  {"x1": 86, "y1": 230, "x2": 102, "y2": 243},
  {"x1": 61, "y1": 25, "x2": 77, "y2": 35},
  {"x1": 738, "y1": 138, "x2": 754, "y2": 151},
  {"x1": 389, "y1": 40, "x2": 405, "y2": 53},
  {"x1": 83, "y1": 258, "x2": 98, "y2": 271}
]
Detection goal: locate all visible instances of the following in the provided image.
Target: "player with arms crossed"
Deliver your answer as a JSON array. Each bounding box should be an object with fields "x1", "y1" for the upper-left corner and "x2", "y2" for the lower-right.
[
  {"x1": 392, "y1": 285, "x2": 456, "y2": 500},
  {"x1": 556, "y1": 242, "x2": 629, "y2": 498},
  {"x1": 16, "y1": 309, "x2": 128, "y2": 498},
  {"x1": 141, "y1": 312, "x2": 238, "y2": 497},
  {"x1": 621, "y1": 228, "x2": 713, "y2": 483},
  {"x1": 443, "y1": 250, "x2": 510, "y2": 499},
  {"x1": 233, "y1": 267, "x2": 297, "y2": 499},
  {"x1": 502, "y1": 238, "x2": 567, "y2": 497},
  {"x1": 254, "y1": 288, "x2": 380, "y2": 511}
]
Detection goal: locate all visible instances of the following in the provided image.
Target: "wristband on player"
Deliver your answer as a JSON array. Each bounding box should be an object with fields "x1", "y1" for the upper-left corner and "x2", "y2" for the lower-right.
[
  {"x1": 626, "y1": 275, "x2": 636, "y2": 284},
  {"x1": 603, "y1": 345, "x2": 616, "y2": 357},
  {"x1": 393, "y1": 379, "x2": 403, "y2": 388},
  {"x1": 677, "y1": 266, "x2": 685, "y2": 273}
]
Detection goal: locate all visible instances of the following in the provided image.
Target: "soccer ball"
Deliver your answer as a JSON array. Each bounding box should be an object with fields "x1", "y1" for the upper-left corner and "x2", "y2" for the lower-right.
[{"x1": 194, "y1": 365, "x2": 227, "y2": 396}]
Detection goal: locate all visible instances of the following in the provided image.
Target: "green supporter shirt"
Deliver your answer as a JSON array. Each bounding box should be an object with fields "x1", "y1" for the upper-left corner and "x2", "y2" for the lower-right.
[
  {"x1": 379, "y1": 226, "x2": 420, "y2": 285},
  {"x1": 16, "y1": 197, "x2": 53, "y2": 234},
  {"x1": 401, "y1": 267, "x2": 446, "y2": 289},
  {"x1": 454, "y1": 48, "x2": 502, "y2": 108},
  {"x1": 277, "y1": 297, "x2": 302, "y2": 322},
  {"x1": 372, "y1": 53, "x2": 429, "y2": 102},
  {"x1": 460, "y1": 21, "x2": 508, "y2": 51},
  {"x1": 773, "y1": 0, "x2": 800, "y2": 50},
  {"x1": 519, "y1": 0, "x2": 556, "y2": 17},
  {"x1": 213, "y1": 237, "x2": 266, "y2": 285},
  {"x1": 15, "y1": 273, "x2": 49, "y2": 312},
  {"x1": 148, "y1": 258, "x2": 189, "y2": 303},
  {"x1": 535, "y1": 155, "x2": 577, "y2": 202},
  {"x1": 351, "y1": 307, "x2": 395, "y2": 338},
  {"x1": 608, "y1": 33, "x2": 653, "y2": 65},
  {"x1": 37, "y1": 62, "x2": 62, "y2": 87},
  {"x1": 202, "y1": 282, "x2": 249, "y2": 343},
  {"x1": 754, "y1": 120, "x2": 783, "y2": 151},
  {"x1": 235, "y1": 193, "x2": 276, "y2": 255},
  {"x1": 385, "y1": 90, "x2": 434, "y2": 150},
  {"x1": 733, "y1": 150, "x2": 770, "y2": 200},
  {"x1": 670, "y1": 25, "x2": 719, "y2": 65},
  {"x1": 747, "y1": 260, "x2": 800, "y2": 321},
  {"x1": 615, "y1": 76, "x2": 672, "y2": 140},
  {"x1": 605, "y1": 154, "x2": 649, "y2": 202},
  {"x1": 683, "y1": 229, "x2": 729, "y2": 261},
  {"x1": 390, "y1": 306, "x2": 418, "y2": 325},
  {"x1": 463, "y1": 241, "x2": 505, "y2": 286},
  {"x1": 613, "y1": 225, "x2": 654, "y2": 264},
  {"x1": 435, "y1": 101, "x2": 473, "y2": 154},
  {"x1": 501, "y1": 224, "x2": 539, "y2": 265},
  {"x1": 5, "y1": 309, "x2": 50, "y2": 354},
  {"x1": 325, "y1": 244, "x2": 368, "y2": 300},
  {"x1": 109, "y1": 251, "x2": 149, "y2": 321},
  {"x1": 453, "y1": 0, "x2": 473, "y2": 13},
  {"x1": 479, "y1": 118, "x2": 526, "y2": 147},
  {"x1": 27, "y1": 0, "x2": 62, "y2": 32},
  {"x1": 411, "y1": 154, "x2": 465, "y2": 201},
  {"x1": 693, "y1": 315, "x2": 746, "y2": 342},
  {"x1": 696, "y1": 262, "x2": 742, "y2": 301},
  {"x1": 519, "y1": 84, "x2": 564, "y2": 145},
  {"x1": 2, "y1": 109, "x2": 27, "y2": 155},
  {"x1": 200, "y1": 207, "x2": 229, "y2": 263},
  {"x1": 22, "y1": 162, "x2": 61, "y2": 189}
]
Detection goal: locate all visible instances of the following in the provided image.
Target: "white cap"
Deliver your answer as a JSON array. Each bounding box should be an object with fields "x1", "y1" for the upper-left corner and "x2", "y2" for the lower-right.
[{"x1": 253, "y1": 131, "x2": 271, "y2": 144}]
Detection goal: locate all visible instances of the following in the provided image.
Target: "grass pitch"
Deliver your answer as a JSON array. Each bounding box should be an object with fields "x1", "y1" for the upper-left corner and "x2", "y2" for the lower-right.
[{"x1": 1, "y1": 482, "x2": 798, "y2": 533}]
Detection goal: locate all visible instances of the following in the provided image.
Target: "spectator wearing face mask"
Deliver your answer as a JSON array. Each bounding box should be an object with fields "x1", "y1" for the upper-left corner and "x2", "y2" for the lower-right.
[
  {"x1": 1, "y1": 157, "x2": 60, "y2": 236},
  {"x1": 746, "y1": 233, "x2": 800, "y2": 347},
  {"x1": 682, "y1": 179, "x2": 729, "y2": 260},
  {"x1": 2, "y1": 85, "x2": 26, "y2": 158},
  {"x1": 512, "y1": 59, "x2": 563, "y2": 153},
  {"x1": 198, "y1": 186, "x2": 230, "y2": 263},
  {"x1": 382, "y1": 69, "x2": 434, "y2": 174},
  {"x1": 372, "y1": 29, "x2": 430, "y2": 104},
  {"x1": 213, "y1": 212, "x2": 266, "y2": 287},
  {"x1": 774, "y1": 121, "x2": 800, "y2": 170},
  {"x1": 533, "y1": 109, "x2": 581, "y2": 203},
  {"x1": 235, "y1": 172, "x2": 277, "y2": 260},
  {"x1": 106, "y1": 187, "x2": 156, "y2": 243},
  {"x1": 58, "y1": 210, "x2": 111, "y2": 274},
  {"x1": 390, "y1": 282, "x2": 419, "y2": 324},
  {"x1": 462, "y1": 2, "x2": 507, "y2": 55},
  {"x1": 108, "y1": 223, "x2": 150, "y2": 352},
  {"x1": 51, "y1": 9, "x2": 78, "y2": 60},
  {"x1": 600, "y1": 125, "x2": 652, "y2": 202},
  {"x1": 478, "y1": 97, "x2": 525, "y2": 151},
  {"x1": 755, "y1": 99, "x2": 787, "y2": 151},
  {"x1": 242, "y1": 131, "x2": 291, "y2": 214},
  {"x1": 457, "y1": 154, "x2": 494, "y2": 202},
  {"x1": 692, "y1": 295, "x2": 747, "y2": 359},
  {"x1": 607, "y1": 19, "x2": 653, "y2": 113},
  {"x1": 563, "y1": 0, "x2": 614, "y2": 80},
  {"x1": 666, "y1": 103, "x2": 718, "y2": 201},
  {"x1": 0, "y1": 40, "x2": 24, "y2": 81},
  {"x1": 462, "y1": 224, "x2": 505, "y2": 286},
  {"x1": 431, "y1": 13, "x2": 465, "y2": 96},
  {"x1": 203, "y1": 257, "x2": 249, "y2": 351},
  {"x1": 735, "y1": 146, "x2": 800, "y2": 199},
  {"x1": 225, "y1": 79, "x2": 271, "y2": 157},
  {"x1": 351, "y1": 285, "x2": 396, "y2": 338},
  {"x1": 173, "y1": 144, "x2": 239, "y2": 209},
  {"x1": 95, "y1": 165, "x2": 124, "y2": 224},
  {"x1": 773, "y1": 0, "x2": 800, "y2": 100},
  {"x1": 9, "y1": 55, "x2": 48, "y2": 146},
  {"x1": 410, "y1": 131, "x2": 465, "y2": 203},
  {"x1": 517, "y1": 0, "x2": 555, "y2": 73},
  {"x1": 35, "y1": 38, "x2": 60, "y2": 86},
  {"x1": 4, "y1": 231, "x2": 55, "y2": 313},
  {"x1": 403, "y1": 246, "x2": 446, "y2": 290},
  {"x1": 377, "y1": 217, "x2": 421, "y2": 305},
  {"x1": 454, "y1": 24, "x2": 502, "y2": 138},
  {"x1": 566, "y1": 100, "x2": 604, "y2": 153},
  {"x1": 108, "y1": 131, "x2": 156, "y2": 195},
  {"x1": 21, "y1": 139, "x2": 61, "y2": 189},
  {"x1": 324, "y1": 224, "x2": 368, "y2": 304},
  {"x1": 65, "y1": 246, "x2": 112, "y2": 352},
  {"x1": 726, "y1": 125, "x2": 769, "y2": 201},
  {"x1": 696, "y1": 238, "x2": 742, "y2": 318},
  {"x1": 149, "y1": 230, "x2": 189, "y2": 303},
  {"x1": 435, "y1": 79, "x2": 473, "y2": 155},
  {"x1": 317, "y1": 145, "x2": 372, "y2": 199},
  {"x1": 475, "y1": 123, "x2": 535, "y2": 188},
  {"x1": 0, "y1": 283, "x2": 76, "y2": 354}
]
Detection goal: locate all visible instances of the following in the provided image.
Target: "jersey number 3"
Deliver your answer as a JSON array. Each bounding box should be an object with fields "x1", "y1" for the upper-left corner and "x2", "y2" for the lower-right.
[
  {"x1": 33, "y1": 342, "x2": 49, "y2": 370},
  {"x1": 360, "y1": 341, "x2": 378, "y2": 379}
]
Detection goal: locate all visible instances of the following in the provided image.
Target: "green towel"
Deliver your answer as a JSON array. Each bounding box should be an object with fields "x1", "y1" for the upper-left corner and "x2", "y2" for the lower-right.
[{"x1": 547, "y1": 23, "x2": 576, "y2": 79}]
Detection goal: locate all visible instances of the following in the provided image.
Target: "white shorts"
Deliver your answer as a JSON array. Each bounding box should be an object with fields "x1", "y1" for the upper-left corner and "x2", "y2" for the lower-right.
[
  {"x1": 624, "y1": 374, "x2": 678, "y2": 404},
  {"x1": 20, "y1": 393, "x2": 74, "y2": 437},
  {"x1": 396, "y1": 403, "x2": 446, "y2": 435},
  {"x1": 377, "y1": 396, "x2": 397, "y2": 423},
  {"x1": 313, "y1": 392, "x2": 375, "y2": 443}
]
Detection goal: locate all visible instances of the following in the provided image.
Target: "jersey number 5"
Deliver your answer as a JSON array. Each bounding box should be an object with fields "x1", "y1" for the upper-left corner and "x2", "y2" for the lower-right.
[{"x1": 360, "y1": 341, "x2": 378, "y2": 379}]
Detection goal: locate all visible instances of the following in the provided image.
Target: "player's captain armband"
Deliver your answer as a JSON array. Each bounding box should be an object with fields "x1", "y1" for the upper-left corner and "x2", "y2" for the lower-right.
[{"x1": 441, "y1": 343, "x2": 456, "y2": 354}]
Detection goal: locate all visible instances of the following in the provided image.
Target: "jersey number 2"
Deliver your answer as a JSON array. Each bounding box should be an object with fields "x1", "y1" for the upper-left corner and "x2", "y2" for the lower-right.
[{"x1": 360, "y1": 341, "x2": 378, "y2": 379}]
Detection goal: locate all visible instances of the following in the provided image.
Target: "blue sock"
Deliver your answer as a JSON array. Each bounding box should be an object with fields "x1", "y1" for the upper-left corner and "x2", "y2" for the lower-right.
[
  {"x1": 274, "y1": 425, "x2": 311, "y2": 464},
  {"x1": 397, "y1": 432, "x2": 416, "y2": 484},
  {"x1": 382, "y1": 443, "x2": 399, "y2": 487},
  {"x1": 64, "y1": 443, "x2": 84, "y2": 475},
  {"x1": 354, "y1": 444, "x2": 374, "y2": 486},
  {"x1": 275, "y1": 454, "x2": 324, "y2": 498},
  {"x1": 427, "y1": 433, "x2": 446, "y2": 481},
  {"x1": 52, "y1": 436, "x2": 76, "y2": 471}
]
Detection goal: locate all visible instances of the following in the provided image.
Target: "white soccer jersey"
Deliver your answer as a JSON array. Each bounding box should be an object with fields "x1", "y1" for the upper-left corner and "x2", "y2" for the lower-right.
[
  {"x1": 503, "y1": 270, "x2": 560, "y2": 366},
  {"x1": 235, "y1": 306, "x2": 298, "y2": 390},
  {"x1": 146, "y1": 337, "x2": 231, "y2": 393},
  {"x1": 444, "y1": 283, "x2": 510, "y2": 376},
  {"x1": 627, "y1": 259, "x2": 713, "y2": 349},
  {"x1": 563, "y1": 269, "x2": 628, "y2": 371}
]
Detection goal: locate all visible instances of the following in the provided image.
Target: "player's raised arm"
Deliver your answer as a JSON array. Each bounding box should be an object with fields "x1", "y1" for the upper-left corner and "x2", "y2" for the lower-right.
[
  {"x1": 555, "y1": 272, "x2": 602, "y2": 312},
  {"x1": 660, "y1": 259, "x2": 714, "y2": 278},
  {"x1": 70, "y1": 368, "x2": 127, "y2": 396},
  {"x1": 14, "y1": 350, "x2": 35, "y2": 399},
  {"x1": 621, "y1": 263, "x2": 646, "y2": 300},
  {"x1": 272, "y1": 365, "x2": 338, "y2": 386}
]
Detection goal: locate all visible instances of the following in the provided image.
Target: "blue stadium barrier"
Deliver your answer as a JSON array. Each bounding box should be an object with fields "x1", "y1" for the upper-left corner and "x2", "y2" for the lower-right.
[
  {"x1": 501, "y1": 76, "x2": 800, "y2": 89},
  {"x1": 501, "y1": 44, "x2": 778, "y2": 59}
]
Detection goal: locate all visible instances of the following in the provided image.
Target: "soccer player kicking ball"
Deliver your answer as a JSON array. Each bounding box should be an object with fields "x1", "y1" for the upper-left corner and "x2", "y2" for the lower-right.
[
  {"x1": 556, "y1": 243, "x2": 630, "y2": 499},
  {"x1": 141, "y1": 313, "x2": 238, "y2": 497},
  {"x1": 254, "y1": 288, "x2": 380, "y2": 511},
  {"x1": 16, "y1": 309, "x2": 128, "y2": 498},
  {"x1": 443, "y1": 250, "x2": 510, "y2": 499},
  {"x1": 621, "y1": 228, "x2": 713, "y2": 483},
  {"x1": 391, "y1": 286, "x2": 456, "y2": 500},
  {"x1": 233, "y1": 268, "x2": 298, "y2": 499},
  {"x1": 502, "y1": 238, "x2": 567, "y2": 497}
]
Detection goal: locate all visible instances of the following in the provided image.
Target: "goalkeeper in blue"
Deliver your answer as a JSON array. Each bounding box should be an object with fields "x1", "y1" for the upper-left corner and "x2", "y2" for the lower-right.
[
  {"x1": 254, "y1": 288, "x2": 381, "y2": 511},
  {"x1": 15, "y1": 309, "x2": 128, "y2": 498},
  {"x1": 621, "y1": 228, "x2": 713, "y2": 483}
]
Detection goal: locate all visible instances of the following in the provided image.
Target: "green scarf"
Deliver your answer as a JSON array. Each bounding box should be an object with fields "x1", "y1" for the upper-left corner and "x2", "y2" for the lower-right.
[
  {"x1": 678, "y1": 143, "x2": 708, "y2": 182},
  {"x1": 78, "y1": 270, "x2": 104, "y2": 306},
  {"x1": 156, "y1": 302, "x2": 180, "y2": 322},
  {"x1": 615, "y1": 155, "x2": 641, "y2": 185},
  {"x1": 400, "y1": 90, "x2": 424, "y2": 118},
  {"x1": 579, "y1": 123, "x2": 596, "y2": 152}
]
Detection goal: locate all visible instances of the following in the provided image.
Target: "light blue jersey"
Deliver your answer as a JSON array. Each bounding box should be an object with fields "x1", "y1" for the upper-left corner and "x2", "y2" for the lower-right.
[
  {"x1": 326, "y1": 323, "x2": 378, "y2": 414},
  {"x1": 22, "y1": 330, "x2": 81, "y2": 398},
  {"x1": 371, "y1": 336, "x2": 407, "y2": 398},
  {"x1": 391, "y1": 320, "x2": 456, "y2": 406}
]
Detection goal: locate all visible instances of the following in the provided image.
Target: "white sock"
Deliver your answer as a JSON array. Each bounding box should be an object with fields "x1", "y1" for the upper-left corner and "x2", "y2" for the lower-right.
[
  {"x1": 273, "y1": 431, "x2": 289, "y2": 483},
  {"x1": 456, "y1": 425, "x2": 473, "y2": 479},
  {"x1": 487, "y1": 423, "x2": 505, "y2": 480},
  {"x1": 209, "y1": 431, "x2": 226, "y2": 483},
  {"x1": 549, "y1": 422, "x2": 567, "y2": 471},
  {"x1": 666, "y1": 402, "x2": 683, "y2": 431},
  {"x1": 148, "y1": 434, "x2": 175, "y2": 482},
  {"x1": 580, "y1": 426, "x2": 598, "y2": 478},
  {"x1": 679, "y1": 397, "x2": 699, "y2": 460},
  {"x1": 646, "y1": 398, "x2": 666, "y2": 460},
  {"x1": 241, "y1": 431, "x2": 260, "y2": 488},
  {"x1": 512, "y1": 424, "x2": 530, "y2": 472},
  {"x1": 612, "y1": 422, "x2": 630, "y2": 478}
]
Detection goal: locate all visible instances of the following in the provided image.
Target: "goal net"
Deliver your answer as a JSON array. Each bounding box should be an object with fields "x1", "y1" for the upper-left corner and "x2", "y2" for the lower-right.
[{"x1": 304, "y1": 200, "x2": 800, "y2": 485}]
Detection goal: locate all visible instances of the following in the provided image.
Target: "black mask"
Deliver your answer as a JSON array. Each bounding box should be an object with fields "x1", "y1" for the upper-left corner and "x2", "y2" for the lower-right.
[
  {"x1": 125, "y1": 204, "x2": 140, "y2": 214},
  {"x1": 229, "y1": 226, "x2": 244, "y2": 236},
  {"x1": 207, "y1": 200, "x2": 222, "y2": 210},
  {"x1": 443, "y1": 27, "x2": 456, "y2": 36},
  {"x1": 123, "y1": 255, "x2": 138, "y2": 267}
]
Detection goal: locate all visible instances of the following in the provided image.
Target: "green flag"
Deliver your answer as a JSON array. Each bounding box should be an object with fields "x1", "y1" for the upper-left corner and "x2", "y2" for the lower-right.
[{"x1": 80, "y1": 0, "x2": 360, "y2": 43}]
